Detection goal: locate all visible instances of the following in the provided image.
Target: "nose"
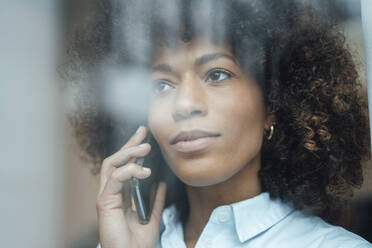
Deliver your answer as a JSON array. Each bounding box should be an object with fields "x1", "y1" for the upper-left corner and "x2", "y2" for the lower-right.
[{"x1": 172, "y1": 74, "x2": 208, "y2": 122}]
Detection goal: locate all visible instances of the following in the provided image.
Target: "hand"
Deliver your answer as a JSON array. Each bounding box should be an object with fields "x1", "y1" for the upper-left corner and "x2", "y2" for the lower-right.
[{"x1": 96, "y1": 126, "x2": 167, "y2": 248}]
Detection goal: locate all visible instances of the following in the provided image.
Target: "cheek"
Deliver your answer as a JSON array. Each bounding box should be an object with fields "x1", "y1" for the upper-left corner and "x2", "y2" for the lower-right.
[
  {"x1": 217, "y1": 83, "x2": 265, "y2": 138},
  {"x1": 147, "y1": 98, "x2": 171, "y2": 145},
  {"x1": 213, "y1": 83, "x2": 266, "y2": 164}
]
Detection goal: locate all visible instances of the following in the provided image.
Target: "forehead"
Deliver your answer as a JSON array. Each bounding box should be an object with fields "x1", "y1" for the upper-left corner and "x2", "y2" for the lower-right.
[{"x1": 151, "y1": 38, "x2": 233, "y2": 65}]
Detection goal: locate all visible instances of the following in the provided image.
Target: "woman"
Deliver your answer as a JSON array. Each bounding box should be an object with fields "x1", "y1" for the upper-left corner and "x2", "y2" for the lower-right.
[{"x1": 67, "y1": 0, "x2": 372, "y2": 247}]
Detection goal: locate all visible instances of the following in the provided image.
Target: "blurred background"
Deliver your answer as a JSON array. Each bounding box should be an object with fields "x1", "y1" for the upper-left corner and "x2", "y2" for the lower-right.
[{"x1": 0, "y1": 0, "x2": 371, "y2": 247}]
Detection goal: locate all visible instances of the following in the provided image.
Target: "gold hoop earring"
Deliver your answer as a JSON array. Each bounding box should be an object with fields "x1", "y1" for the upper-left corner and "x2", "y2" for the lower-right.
[{"x1": 266, "y1": 124, "x2": 275, "y2": 140}]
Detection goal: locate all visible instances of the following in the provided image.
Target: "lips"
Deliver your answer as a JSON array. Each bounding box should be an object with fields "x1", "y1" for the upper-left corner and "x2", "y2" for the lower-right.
[{"x1": 170, "y1": 130, "x2": 221, "y2": 153}]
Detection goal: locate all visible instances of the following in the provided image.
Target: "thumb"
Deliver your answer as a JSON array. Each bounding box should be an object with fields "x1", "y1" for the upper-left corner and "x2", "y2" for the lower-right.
[{"x1": 150, "y1": 182, "x2": 167, "y2": 223}]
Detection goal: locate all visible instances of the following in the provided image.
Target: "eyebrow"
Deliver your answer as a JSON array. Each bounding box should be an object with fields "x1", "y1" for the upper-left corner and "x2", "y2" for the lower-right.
[
  {"x1": 195, "y1": 52, "x2": 237, "y2": 67},
  {"x1": 151, "y1": 52, "x2": 237, "y2": 76},
  {"x1": 151, "y1": 64, "x2": 173, "y2": 74}
]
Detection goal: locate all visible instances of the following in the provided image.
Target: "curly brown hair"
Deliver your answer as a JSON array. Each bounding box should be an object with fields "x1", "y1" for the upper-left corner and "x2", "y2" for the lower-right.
[{"x1": 64, "y1": 0, "x2": 371, "y2": 225}]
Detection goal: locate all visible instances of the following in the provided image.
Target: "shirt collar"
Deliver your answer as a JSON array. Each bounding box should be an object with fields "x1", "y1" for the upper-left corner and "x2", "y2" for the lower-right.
[
  {"x1": 231, "y1": 192, "x2": 294, "y2": 243},
  {"x1": 160, "y1": 192, "x2": 295, "y2": 244}
]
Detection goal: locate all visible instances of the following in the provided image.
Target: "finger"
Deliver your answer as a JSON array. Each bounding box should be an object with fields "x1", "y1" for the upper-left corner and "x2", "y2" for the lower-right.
[
  {"x1": 111, "y1": 143, "x2": 151, "y2": 167},
  {"x1": 102, "y1": 163, "x2": 152, "y2": 196},
  {"x1": 120, "y1": 125, "x2": 148, "y2": 150},
  {"x1": 121, "y1": 180, "x2": 132, "y2": 211},
  {"x1": 98, "y1": 144, "x2": 151, "y2": 194},
  {"x1": 150, "y1": 182, "x2": 167, "y2": 223}
]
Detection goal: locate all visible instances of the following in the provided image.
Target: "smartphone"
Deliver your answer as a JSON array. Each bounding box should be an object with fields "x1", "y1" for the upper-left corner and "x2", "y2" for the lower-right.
[{"x1": 130, "y1": 129, "x2": 160, "y2": 224}]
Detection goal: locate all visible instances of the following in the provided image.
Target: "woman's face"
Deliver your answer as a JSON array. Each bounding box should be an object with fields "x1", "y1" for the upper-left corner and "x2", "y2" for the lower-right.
[{"x1": 148, "y1": 39, "x2": 269, "y2": 187}]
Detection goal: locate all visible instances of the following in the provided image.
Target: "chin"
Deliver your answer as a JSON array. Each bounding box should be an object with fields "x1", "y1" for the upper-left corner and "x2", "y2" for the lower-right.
[{"x1": 174, "y1": 167, "x2": 235, "y2": 187}]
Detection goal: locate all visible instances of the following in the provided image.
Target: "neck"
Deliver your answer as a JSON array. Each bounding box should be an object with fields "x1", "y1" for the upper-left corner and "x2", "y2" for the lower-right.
[{"x1": 183, "y1": 154, "x2": 262, "y2": 244}]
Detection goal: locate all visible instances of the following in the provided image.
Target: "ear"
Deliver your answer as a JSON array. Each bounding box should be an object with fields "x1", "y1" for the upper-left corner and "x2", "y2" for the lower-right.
[{"x1": 264, "y1": 106, "x2": 275, "y2": 130}]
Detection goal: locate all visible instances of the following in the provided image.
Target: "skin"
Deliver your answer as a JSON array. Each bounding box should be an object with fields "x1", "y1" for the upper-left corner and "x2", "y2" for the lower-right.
[
  {"x1": 96, "y1": 127, "x2": 167, "y2": 248},
  {"x1": 148, "y1": 38, "x2": 274, "y2": 247},
  {"x1": 96, "y1": 38, "x2": 274, "y2": 248}
]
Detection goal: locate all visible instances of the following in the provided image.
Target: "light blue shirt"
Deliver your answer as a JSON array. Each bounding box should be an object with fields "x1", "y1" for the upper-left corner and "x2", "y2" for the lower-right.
[
  {"x1": 156, "y1": 192, "x2": 371, "y2": 248},
  {"x1": 97, "y1": 192, "x2": 372, "y2": 248}
]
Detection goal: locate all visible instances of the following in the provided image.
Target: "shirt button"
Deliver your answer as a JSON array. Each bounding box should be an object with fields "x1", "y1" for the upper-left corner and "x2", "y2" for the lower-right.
[{"x1": 217, "y1": 210, "x2": 229, "y2": 222}]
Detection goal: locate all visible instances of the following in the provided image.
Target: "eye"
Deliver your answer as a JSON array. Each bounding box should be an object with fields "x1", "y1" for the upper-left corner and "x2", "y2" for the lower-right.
[
  {"x1": 205, "y1": 69, "x2": 233, "y2": 83},
  {"x1": 151, "y1": 80, "x2": 173, "y2": 95}
]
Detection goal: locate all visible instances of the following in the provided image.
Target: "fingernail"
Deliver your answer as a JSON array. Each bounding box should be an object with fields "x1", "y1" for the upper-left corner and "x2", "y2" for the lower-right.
[
  {"x1": 143, "y1": 167, "x2": 151, "y2": 173},
  {"x1": 139, "y1": 143, "x2": 148, "y2": 148},
  {"x1": 136, "y1": 126, "x2": 143, "y2": 134}
]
